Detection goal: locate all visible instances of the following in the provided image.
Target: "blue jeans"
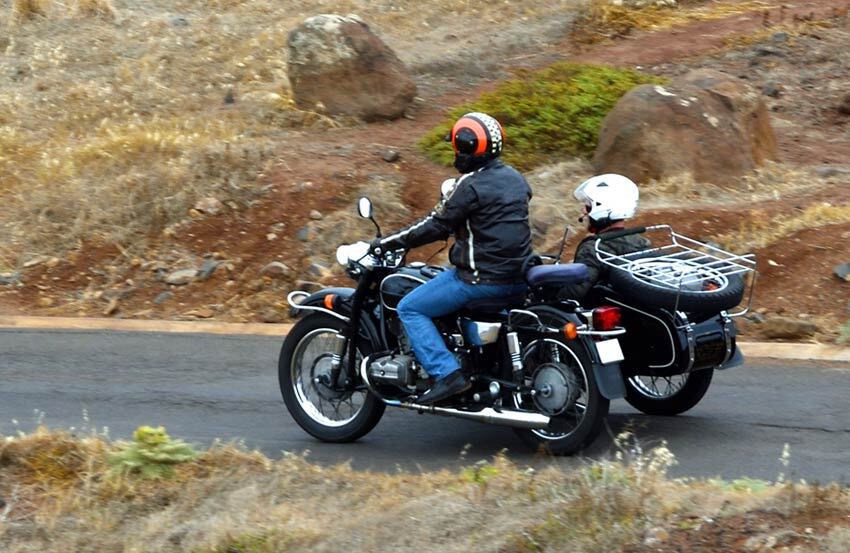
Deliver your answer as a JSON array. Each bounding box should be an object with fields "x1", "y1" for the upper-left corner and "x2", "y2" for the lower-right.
[{"x1": 396, "y1": 269, "x2": 526, "y2": 380}]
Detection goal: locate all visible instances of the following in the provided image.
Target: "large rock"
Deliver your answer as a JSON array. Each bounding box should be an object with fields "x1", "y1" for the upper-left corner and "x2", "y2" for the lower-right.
[
  {"x1": 593, "y1": 69, "x2": 777, "y2": 185},
  {"x1": 287, "y1": 14, "x2": 417, "y2": 121},
  {"x1": 759, "y1": 316, "x2": 820, "y2": 340}
]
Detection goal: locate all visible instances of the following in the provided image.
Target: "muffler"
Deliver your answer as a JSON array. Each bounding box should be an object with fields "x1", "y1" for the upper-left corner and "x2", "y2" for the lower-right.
[{"x1": 383, "y1": 399, "x2": 551, "y2": 430}]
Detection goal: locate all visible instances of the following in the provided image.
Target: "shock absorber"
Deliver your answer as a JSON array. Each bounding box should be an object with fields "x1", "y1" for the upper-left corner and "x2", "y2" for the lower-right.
[
  {"x1": 329, "y1": 333, "x2": 348, "y2": 386},
  {"x1": 507, "y1": 331, "x2": 523, "y2": 380}
]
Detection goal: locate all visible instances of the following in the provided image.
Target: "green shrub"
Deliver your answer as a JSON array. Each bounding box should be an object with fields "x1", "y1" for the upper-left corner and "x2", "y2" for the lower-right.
[
  {"x1": 108, "y1": 425, "x2": 197, "y2": 479},
  {"x1": 840, "y1": 320, "x2": 850, "y2": 344},
  {"x1": 419, "y1": 63, "x2": 665, "y2": 171}
]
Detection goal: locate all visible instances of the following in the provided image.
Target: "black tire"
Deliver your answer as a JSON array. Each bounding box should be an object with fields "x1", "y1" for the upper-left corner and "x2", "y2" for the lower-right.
[
  {"x1": 512, "y1": 335, "x2": 609, "y2": 456},
  {"x1": 608, "y1": 254, "x2": 745, "y2": 315},
  {"x1": 278, "y1": 313, "x2": 385, "y2": 443},
  {"x1": 624, "y1": 368, "x2": 713, "y2": 416}
]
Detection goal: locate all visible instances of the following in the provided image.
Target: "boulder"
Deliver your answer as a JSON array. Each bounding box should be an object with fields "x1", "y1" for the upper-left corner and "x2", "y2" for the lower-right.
[
  {"x1": 0, "y1": 272, "x2": 21, "y2": 286},
  {"x1": 193, "y1": 197, "x2": 224, "y2": 216},
  {"x1": 593, "y1": 69, "x2": 777, "y2": 185},
  {"x1": 835, "y1": 262, "x2": 850, "y2": 282},
  {"x1": 760, "y1": 316, "x2": 820, "y2": 340},
  {"x1": 197, "y1": 258, "x2": 221, "y2": 281},
  {"x1": 287, "y1": 14, "x2": 417, "y2": 121},
  {"x1": 381, "y1": 149, "x2": 400, "y2": 162},
  {"x1": 154, "y1": 291, "x2": 174, "y2": 305},
  {"x1": 260, "y1": 261, "x2": 292, "y2": 279},
  {"x1": 165, "y1": 269, "x2": 197, "y2": 286}
]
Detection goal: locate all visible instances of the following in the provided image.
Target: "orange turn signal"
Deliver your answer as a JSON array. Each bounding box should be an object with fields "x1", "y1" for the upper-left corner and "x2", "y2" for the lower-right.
[
  {"x1": 563, "y1": 322, "x2": 578, "y2": 341},
  {"x1": 323, "y1": 294, "x2": 337, "y2": 310}
]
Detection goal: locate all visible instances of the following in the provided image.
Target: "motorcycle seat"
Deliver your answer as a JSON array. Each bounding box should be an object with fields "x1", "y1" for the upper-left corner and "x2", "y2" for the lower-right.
[{"x1": 526, "y1": 263, "x2": 589, "y2": 287}]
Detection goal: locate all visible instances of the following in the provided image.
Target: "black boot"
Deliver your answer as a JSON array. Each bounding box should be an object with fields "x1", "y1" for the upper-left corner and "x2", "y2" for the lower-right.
[{"x1": 417, "y1": 371, "x2": 470, "y2": 405}]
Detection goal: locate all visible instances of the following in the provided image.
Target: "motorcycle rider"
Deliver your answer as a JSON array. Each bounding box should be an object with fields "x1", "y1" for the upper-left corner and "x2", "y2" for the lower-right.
[
  {"x1": 558, "y1": 173, "x2": 650, "y2": 300},
  {"x1": 372, "y1": 112, "x2": 532, "y2": 405}
]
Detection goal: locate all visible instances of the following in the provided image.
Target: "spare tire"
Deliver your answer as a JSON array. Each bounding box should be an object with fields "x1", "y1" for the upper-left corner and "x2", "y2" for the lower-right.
[{"x1": 607, "y1": 253, "x2": 745, "y2": 314}]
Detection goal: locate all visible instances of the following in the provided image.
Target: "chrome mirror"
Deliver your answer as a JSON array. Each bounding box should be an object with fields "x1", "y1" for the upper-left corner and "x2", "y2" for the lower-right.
[{"x1": 357, "y1": 197, "x2": 373, "y2": 219}]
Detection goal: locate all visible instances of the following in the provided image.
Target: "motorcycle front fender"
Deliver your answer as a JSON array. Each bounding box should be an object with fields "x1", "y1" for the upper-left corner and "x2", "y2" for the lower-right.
[
  {"x1": 290, "y1": 286, "x2": 383, "y2": 349},
  {"x1": 289, "y1": 287, "x2": 356, "y2": 318}
]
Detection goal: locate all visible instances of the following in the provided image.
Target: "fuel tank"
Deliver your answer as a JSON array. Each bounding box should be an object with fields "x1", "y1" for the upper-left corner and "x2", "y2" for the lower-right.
[{"x1": 379, "y1": 266, "x2": 436, "y2": 310}]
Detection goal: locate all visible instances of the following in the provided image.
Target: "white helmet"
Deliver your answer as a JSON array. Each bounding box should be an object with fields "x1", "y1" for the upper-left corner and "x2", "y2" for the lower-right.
[{"x1": 574, "y1": 173, "x2": 639, "y2": 228}]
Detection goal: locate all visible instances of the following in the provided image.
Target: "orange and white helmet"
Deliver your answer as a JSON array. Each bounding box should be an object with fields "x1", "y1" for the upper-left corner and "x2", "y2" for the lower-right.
[{"x1": 450, "y1": 112, "x2": 504, "y2": 158}]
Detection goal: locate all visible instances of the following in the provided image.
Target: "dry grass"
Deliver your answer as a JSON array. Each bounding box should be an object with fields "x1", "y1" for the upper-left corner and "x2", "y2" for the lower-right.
[
  {"x1": 571, "y1": 0, "x2": 772, "y2": 44},
  {"x1": 715, "y1": 203, "x2": 850, "y2": 252},
  {"x1": 640, "y1": 161, "x2": 815, "y2": 208},
  {"x1": 10, "y1": 0, "x2": 51, "y2": 21},
  {"x1": 840, "y1": 321, "x2": 850, "y2": 344},
  {"x1": 524, "y1": 160, "x2": 818, "y2": 253},
  {"x1": 526, "y1": 159, "x2": 595, "y2": 254},
  {"x1": 1, "y1": 428, "x2": 847, "y2": 553},
  {"x1": 73, "y1": 0, "x2": 116, "y2": 19},
  {"x1": 0, "y1": 0, "x2": 348, "y2": 260},
  {"x1": 0, "y1": 0, "x2": 586, "y2": 266}
]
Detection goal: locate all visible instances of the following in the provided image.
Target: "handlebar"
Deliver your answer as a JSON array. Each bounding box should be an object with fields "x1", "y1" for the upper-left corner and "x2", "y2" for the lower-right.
[{"x1": 597, "y1": 226, "x2": 646, "y2": 242}]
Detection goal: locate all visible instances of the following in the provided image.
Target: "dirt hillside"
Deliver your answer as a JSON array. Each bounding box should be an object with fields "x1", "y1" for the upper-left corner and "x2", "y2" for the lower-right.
[{"x1": 1, "y1": 0, "x2": 848, "y2": 341}]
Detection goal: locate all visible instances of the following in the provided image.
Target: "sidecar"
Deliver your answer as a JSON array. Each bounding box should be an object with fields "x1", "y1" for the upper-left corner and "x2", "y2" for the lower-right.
[{"x1": 583, "y1": 225, "x2": 757, "y2": 415}]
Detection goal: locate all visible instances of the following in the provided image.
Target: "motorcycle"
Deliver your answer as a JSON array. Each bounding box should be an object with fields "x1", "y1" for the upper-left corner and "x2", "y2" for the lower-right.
[
  {"x1": 278, "y1": 197, "x2": 630, "y2": 455},
  {"x1": 278, "y1": 200, "x2": 757, "y2": 454}
]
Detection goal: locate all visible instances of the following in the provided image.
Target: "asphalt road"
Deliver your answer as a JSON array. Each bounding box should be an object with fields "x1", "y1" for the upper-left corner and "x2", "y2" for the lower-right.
[{"x1": 1, "y1": 328, "x2": 848, "y2": 482}]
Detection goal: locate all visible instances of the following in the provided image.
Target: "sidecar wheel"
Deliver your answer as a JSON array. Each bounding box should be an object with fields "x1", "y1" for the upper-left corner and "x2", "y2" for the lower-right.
[
  {"x1": 624, "y1": 368, "x2": 713, "y2": 416},
  {"x1": 279, "y1": 313, "x2": 385, "y2": 442}
]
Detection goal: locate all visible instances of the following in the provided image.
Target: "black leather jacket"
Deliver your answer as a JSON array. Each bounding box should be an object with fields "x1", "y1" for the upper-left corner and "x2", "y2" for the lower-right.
[{"x1": 379, "y1": 159, "x2": 532, "y2": 284}]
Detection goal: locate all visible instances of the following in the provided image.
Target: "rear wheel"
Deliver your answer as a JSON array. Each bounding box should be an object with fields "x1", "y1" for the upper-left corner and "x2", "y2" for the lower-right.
[
  {"x1": 512, "y1": 336, "x2": 609, "y2": 455},
  {"x1": 624, "y1": 368, "x2": 713, "y2": 416},
  {"x1": 278, "y1": 313, "x2": 385, "y2": 442}
]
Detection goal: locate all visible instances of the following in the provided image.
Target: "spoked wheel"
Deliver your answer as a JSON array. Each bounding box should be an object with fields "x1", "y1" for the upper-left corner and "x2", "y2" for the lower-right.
[
  {"x1": 624, "y1": 368, "x2": 713, "y2": 416},
  {"x1": 512, "y1": 336, "x2": 609, "y2": 455},
  {"x1": 278, "y1": 313, "x2": 384, "y2": 442}
]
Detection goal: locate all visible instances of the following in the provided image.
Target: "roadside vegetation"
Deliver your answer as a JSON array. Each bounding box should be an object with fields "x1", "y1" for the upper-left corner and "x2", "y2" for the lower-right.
[
  {"x1": 715, "y1": 203, "x2": 850, "y2": 252},
  {"x1": 419, "y1": 63, "x2": 664, "y2": 171},
  {"x1": 1, "y1": 427, "x2": 848, "y2": 552},
  {"x1": 0, "y1": 0, "x2": 583, "y2": 262},
  {"x1": 570, "y1": 0, "x2": 774, "y2": 44},
  {"x1": 0, "y1": 0, "x2": 332, "y2": 258}
]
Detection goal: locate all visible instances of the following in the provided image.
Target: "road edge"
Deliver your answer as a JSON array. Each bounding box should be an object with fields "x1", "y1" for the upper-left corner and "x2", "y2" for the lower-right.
[
  {"x1": 0, "y1": 315, "x2": 292, "y2": 337},
  {"x1": 0, "y1": 316, "x2": 848, "y2": 362}
]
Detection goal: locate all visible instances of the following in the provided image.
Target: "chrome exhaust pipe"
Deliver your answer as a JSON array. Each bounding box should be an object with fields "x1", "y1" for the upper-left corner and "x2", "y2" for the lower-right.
[{"x1": 383, "y1": 399, "x2": 551, "y2": 430}]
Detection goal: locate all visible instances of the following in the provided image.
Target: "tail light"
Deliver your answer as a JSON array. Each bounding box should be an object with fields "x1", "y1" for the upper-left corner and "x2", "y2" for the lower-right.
[{"x1": 592, "y1": 306, "x2": 621, "y2": 331}]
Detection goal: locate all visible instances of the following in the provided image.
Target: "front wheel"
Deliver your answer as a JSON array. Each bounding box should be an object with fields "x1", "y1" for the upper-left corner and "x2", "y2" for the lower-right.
[
  {"x1": 624, "y1": 368, "x2": 713, "y2": 416},
  {"x1": 278, "y1": 313, "x2": 385, "y2": 442},
  {"x1": 512, "y1": 336, "x2": 609, "y2": 455}
]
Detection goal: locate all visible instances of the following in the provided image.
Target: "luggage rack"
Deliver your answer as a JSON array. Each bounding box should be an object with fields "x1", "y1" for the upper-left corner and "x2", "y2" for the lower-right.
[{"x1": 594, "y1": 224, "x2": 758, "y2": 317}]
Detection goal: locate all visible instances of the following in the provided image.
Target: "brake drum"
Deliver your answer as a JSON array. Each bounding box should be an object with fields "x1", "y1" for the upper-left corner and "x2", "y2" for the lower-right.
[{"x1": 531, "y1": 362, "x2": 579, "y2": 416}]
